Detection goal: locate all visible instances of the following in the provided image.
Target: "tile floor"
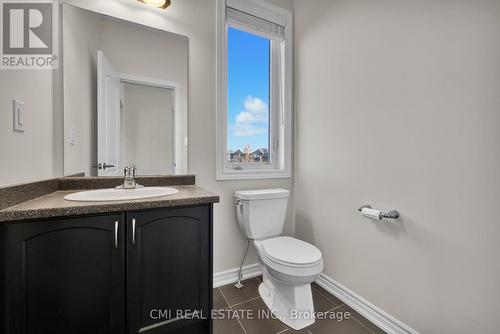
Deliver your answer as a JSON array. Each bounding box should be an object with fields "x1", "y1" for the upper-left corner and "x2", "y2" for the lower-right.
[{"x1": 213, "y1": 277, "x2": 386, "y2": 334}]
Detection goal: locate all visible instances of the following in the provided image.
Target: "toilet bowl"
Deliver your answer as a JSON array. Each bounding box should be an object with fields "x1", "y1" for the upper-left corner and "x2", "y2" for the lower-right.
[
  {"x1": 255, "y1": 237, "x2": 324, "y2": 329},
  {"x1": 235, "y1": 189, "x2": 324, "y2": 330}
]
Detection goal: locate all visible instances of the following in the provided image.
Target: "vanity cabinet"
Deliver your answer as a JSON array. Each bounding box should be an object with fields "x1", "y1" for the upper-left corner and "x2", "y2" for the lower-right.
[
  {"x1": 4, "y1": 214, "x2": 127, "y2": 334},
  {"x1": 127, "y1": 206, "x2": 211, "y2": 334},
  {"x1": 1, "y1": 205, "x2": 213, "y2": 334}
]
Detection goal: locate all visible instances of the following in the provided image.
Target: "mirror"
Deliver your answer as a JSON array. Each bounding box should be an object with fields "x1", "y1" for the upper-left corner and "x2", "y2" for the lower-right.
[{"x1": 62, "y1": 5, "x2": 188, "y2": 177}]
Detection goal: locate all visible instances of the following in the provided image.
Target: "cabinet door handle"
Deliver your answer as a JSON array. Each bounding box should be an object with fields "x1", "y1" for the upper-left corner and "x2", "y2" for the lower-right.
[
  {"x1": 132, "y1": 218, "x2": 136, "y2": 245},
  {"x1": 114, "y1": 221, "x2": 119, "y2": 248}
]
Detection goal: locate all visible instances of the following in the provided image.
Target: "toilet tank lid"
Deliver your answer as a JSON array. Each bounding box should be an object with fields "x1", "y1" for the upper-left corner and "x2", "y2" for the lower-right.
[{"x1": 235, "y1": 188, "x2": 290, "y2": 200}]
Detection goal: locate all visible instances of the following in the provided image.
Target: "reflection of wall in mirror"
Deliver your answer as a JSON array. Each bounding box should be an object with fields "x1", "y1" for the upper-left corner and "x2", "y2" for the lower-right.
[
  {"x1": 63, "y1": 5, "x2": 100, "y2": 178},
  {"x1": 63, "y1": 5, "x2": 188, "y2": 176},
  {"x1": 121, "y1": 82, "x2": 174, "y2": 175}
]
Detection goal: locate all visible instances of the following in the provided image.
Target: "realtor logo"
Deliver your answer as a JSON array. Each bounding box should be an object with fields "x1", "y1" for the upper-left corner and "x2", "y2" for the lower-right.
[{"x1": 1, "y1": 0, "x2": 58, "y2": 69}]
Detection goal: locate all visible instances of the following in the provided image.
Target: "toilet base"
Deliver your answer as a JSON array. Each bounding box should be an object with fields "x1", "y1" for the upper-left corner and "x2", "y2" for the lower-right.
[{"x1": 258, "y1": 271, "x2": 316, "y2": 330}]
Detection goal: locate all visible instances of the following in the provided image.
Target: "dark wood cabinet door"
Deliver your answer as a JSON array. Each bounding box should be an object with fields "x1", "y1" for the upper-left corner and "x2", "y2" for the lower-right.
[
  {"x1": 3, "y1": 214, "x2": 126, "y2": 334},
  {"x1": 127, "y1": 206, "x2": 211, "y2": 334}
]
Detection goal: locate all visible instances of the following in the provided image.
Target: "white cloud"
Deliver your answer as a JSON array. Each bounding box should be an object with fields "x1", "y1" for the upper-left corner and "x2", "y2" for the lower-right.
[
  {"x1": 232, "y1": 124, "x2": 267, "y2": 136},
  {"x1": 236, "y1": 111, "x2": 255, "y2": 124},
  {"x1": 244, "y1": 96, "x2": 267, "y2": 114},
  {"x1": 232, "y1": 96, "x2": 268, "y2": 136}
]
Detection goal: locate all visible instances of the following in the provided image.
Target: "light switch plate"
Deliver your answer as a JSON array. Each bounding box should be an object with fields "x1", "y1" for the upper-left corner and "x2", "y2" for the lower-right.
[
  {"x1": 69, "y1": 128, "x2": 76, "y2": 146},
  {"x1": 13, "y1": 99, "x2": 24, "y2": 132}
]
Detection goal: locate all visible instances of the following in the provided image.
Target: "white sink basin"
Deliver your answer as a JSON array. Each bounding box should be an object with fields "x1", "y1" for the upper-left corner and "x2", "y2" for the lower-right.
[{"x1": 64, "y1": 187, "x2": 179, "y2": 202}]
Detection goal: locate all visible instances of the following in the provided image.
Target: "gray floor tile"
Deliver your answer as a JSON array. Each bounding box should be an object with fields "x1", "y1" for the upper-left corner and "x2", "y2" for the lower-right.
[
  {"x1": 341, "y1": 305, "x2": 387, "y2": 334},
  {"x1": 233, "y1": 297, "x2": 288, "y2": 334},
  {"x1": 312, "y1": 286, "x2": 339, "y2": 312},
  {"x1": 215, "y1": 279, "x2": 383, "y2": 334},
  {"x1": 213, "y1": 317, "x2": 246, "y2": 334},
  {"x1": 307, "y1": 306, "x2": 373, "y2": 334},
  {"x1": 213, "y1": 288, "x2": 230, "y2": 310},
  {"x1": 311, "y1": 282, "x2": 344, "y2": 307},
  {"x1": 282, "y1": 328, "x2": 311, "y2": 334},
  {"x1": 219, "y1": 277, "x2": 261, "y2": 307}
]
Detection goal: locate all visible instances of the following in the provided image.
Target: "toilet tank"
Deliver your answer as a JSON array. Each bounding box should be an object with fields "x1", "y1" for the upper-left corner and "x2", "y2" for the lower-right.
[{"x1": 235, "y1": 189, "x2": 290, "y2": 239}]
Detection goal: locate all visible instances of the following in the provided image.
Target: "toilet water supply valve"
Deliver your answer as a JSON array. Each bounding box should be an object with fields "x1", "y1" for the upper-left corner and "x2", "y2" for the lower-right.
[
  {"x1": 235, "y1": 197, "x2": 247, "y2": 289},
  {"x1": 235, "y1": 239, "x2": 250, "y2": 290}
]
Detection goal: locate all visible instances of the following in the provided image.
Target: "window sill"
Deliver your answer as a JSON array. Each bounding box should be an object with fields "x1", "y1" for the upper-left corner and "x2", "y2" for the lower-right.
[{"x1": 216, "y1": 169, "x2": 291, "y2": 181}]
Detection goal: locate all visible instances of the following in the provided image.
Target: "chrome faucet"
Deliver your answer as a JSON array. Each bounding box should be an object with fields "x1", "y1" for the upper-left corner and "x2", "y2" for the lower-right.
[{"x1": 116, "y1": 166, "x2": 144, "y2": 189}]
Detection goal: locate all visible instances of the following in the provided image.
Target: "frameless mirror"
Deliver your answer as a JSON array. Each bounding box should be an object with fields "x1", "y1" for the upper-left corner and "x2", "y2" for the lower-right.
[{"x1": 62, "y1": 5, "x2": 188, "y2": 177}]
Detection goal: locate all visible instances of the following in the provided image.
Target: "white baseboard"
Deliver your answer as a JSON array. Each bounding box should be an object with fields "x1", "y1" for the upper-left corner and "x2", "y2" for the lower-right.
[
  {"x1": 316, "y1": 273, "x2": 418, "y2": 334},
  {"x1": 213, "y1": 263, "x2": 262, "y2": 288}
]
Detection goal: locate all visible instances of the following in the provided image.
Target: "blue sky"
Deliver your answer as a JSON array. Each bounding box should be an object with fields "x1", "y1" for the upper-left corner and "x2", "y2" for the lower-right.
[{"x1": 227, "y1": 27, "x2": 270, "y2": 152}]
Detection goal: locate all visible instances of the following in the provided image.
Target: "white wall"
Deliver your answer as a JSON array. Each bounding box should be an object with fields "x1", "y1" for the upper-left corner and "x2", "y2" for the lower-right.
[
  {"x1": 0, "y1": 70, "x2": 56, "y2": 187},
  {"x1": 122, "y1": 83, "x2": 174, "y2": 175},
  {"x1": 294, "y1": 0, "x2": 500, "y2": 333},
  {"x1": 63, "y1": 0, "x2": 294, "y2": 272}
]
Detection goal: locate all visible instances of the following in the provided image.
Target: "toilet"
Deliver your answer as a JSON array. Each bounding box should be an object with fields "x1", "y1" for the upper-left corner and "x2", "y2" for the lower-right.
[{"x1": 235, "y1": 189, "x2": 324, "y2": 330}]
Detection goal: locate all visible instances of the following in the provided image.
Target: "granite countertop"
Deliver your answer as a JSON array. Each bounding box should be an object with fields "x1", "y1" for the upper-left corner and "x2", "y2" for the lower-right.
[{"x1": 0, "y1": 176, "x2": 219, "y2": 223}]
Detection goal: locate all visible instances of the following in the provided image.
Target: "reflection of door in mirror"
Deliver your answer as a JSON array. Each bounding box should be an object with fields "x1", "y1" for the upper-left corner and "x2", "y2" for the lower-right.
[
  {"x1": 97, "y1": 51, "x2": 121, "y2": 176},
  {"x1": 97, "y1": 51, "x2": 175, "y2": 176}
]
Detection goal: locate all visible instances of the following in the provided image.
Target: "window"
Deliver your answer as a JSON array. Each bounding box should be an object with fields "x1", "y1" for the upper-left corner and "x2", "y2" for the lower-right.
[
  {"x1": 227, "y1": 27, "x2": 270, "y2": 166},
  {"x1": 217, "y1": 0, "x2": 292, "y2": 180}
]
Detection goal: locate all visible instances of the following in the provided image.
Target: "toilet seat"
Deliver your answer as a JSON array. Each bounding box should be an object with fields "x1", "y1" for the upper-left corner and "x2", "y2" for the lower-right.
[
  {"x1": 254, "y1": 237, "x2": 324, "y2": 280},
  {"x1": 262, "y1": 237, "x2": 322, "y2": 268}
]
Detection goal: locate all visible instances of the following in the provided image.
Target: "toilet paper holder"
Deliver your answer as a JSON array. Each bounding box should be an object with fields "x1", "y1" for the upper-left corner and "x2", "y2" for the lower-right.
[{"x1": 358, "y1": 205, "x2": 400, "y2": 221}]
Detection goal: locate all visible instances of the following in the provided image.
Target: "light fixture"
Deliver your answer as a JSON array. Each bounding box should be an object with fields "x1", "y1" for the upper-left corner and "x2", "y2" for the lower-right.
[{"x1": 138, "y1": 0, "x2": 171, "y2": 9}]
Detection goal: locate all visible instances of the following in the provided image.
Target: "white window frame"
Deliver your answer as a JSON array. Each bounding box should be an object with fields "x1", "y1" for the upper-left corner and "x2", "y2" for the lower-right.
[{"x1": 216, "y1": 0, "x2": 293, "y2": 180}]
